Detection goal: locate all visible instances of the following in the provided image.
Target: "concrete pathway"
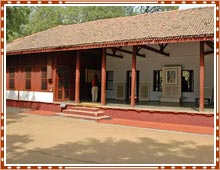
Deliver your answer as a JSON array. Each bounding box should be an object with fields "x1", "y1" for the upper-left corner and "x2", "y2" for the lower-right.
[{"x1": 6, "y1": 107, "x2": 214, "y2": 165}]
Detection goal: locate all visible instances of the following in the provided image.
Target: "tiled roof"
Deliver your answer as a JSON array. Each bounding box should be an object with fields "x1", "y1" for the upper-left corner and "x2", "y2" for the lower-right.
[{"x1": 7, "y1": 7, "x2": 214, "y2": 54}]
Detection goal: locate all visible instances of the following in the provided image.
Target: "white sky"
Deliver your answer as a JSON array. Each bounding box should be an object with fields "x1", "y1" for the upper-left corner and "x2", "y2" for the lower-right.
[{"x1": 179, "y1": 5, "x2": 212, "y2": 10}]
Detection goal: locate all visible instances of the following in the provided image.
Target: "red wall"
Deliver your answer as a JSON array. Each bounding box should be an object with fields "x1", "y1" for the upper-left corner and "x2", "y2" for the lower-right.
[
  {"x1": 6, "y1": 99, "x2": 214, "y2": 127},
  {"x1": 7, "y1": 99, "x2": 61, "y2": 112},
  {"x1": 6, "y1": 53, "x2": 51, "y2": 92},
  {"x1": 6, "y1": 49, "x2": 103, "y2": 101},
  {"x1": 102, "y1": 108, "x2": 214, "y2": 127}
]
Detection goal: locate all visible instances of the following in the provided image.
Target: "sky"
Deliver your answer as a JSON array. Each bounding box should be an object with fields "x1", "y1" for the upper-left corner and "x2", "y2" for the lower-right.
[{"x1": 179, "y1": 5, "x2": 212, "y2": 10}]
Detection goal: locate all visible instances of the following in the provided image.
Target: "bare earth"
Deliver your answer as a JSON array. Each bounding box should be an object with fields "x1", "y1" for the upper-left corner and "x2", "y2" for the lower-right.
[{"x1": 6, "y1": 107, "x2": 214, "y2": 165}]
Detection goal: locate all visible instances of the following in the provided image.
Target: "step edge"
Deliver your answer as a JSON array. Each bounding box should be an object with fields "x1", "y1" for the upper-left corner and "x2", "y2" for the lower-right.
[
  {"x1": 64, "y1": 109, "x2": 104, "y2": 114},
  {"x1": 55, "y1": 113, "x2": 110, "y2": 120},
  {"x1": 71, "y1": 107, "x2": 100, "y2": 110}
]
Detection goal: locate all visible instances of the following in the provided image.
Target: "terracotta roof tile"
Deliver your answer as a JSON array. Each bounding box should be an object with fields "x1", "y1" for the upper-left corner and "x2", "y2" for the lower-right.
[{"x1": 7, "y1": 7, "x2": 214, "y2": 54}]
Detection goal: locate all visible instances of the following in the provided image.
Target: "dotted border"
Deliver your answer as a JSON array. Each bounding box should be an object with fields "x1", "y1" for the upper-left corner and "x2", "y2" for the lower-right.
[{"x1": 0, "y1": 1, "x2": 219, "y2": 169}]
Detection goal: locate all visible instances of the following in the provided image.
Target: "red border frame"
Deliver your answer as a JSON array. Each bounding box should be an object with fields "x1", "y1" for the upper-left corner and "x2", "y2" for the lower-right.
[{"x1": 1, "y1": 1, "x2": 219, "y2": 169}]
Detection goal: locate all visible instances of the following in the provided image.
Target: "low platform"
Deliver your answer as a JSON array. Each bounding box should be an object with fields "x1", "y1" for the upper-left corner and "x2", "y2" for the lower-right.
[{"x1": 6, "y1": 99, "x2": 214, "y2": 128}]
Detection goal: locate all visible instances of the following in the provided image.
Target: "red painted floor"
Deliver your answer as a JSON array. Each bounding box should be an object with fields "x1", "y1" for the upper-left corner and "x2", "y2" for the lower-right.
[
  {"x1": 26, "y1": 109, "x2": 213, "y2": 135},
  {"x1": 27, "y1": 110, "x2": 57, "y2": 116},
  {"x1": 99, "y1": 118, "x2": 214, "y2": 135}
]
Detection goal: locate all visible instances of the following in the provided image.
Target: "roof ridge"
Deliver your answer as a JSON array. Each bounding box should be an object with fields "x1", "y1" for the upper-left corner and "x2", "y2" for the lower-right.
[
  {"x1": 7, "y1": 6, "x2": 214, "y2": 54},
  {"x1": 7, "y1": 6, "x2": 213, "y2": 44}
]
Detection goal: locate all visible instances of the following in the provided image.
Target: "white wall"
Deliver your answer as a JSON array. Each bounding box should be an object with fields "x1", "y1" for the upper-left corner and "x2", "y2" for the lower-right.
[
  {"x1": 106, "y1": 42, "x2": 214, "y2": 102},
  {"x1": 6, "y1": 90, "x2": 53, "y2": 103},
  {"x1": 6, "y1": 90, "x2": 19, "y2": 100},
  {"x1": 106, "y1": 48, "x2": 131, "y2": 99}
]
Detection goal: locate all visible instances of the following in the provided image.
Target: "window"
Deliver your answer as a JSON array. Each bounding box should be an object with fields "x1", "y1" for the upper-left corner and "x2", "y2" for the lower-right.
[
  {"x1": 153, "y1": 70, "x2": 194, "y2": 92},
  {"x1": 106, "y1": 71, "x2": 114, "y2": 90},
  {"x1": 182, "y1": 70, "x2": 194, "y2": 92},
  {"x1": 41, "y1": 67, "x2": 47, "y2": 90},
  {"x1": 25, "y1": 67, "x2": 31, "y2": 90},
  {"x1": 153, "y1": 70, "x2": 163, "y2": 91},
  {"x1": 9, "y1": 68, "x2": 15, "y2": 89}
]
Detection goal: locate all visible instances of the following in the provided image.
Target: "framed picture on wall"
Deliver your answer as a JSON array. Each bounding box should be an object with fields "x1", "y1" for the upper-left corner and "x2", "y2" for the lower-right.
[{"x1": 166, "y1": 68, "x2": 177, "y2": 84}]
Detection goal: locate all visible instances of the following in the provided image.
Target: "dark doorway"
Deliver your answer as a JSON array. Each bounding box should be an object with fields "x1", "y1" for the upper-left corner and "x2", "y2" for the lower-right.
[
  {"x1": 80, "y1": 49, "x2": 102, "y2": 101},
  {"x1": 81, "y1": 69, "x2": 101, "y2": 101},
  {"x1": 56, "y1": 66, "x2": 74, "y2": 101},
  {"x1": 126, "y1": 70, "x2": 140, "y2": 100}
]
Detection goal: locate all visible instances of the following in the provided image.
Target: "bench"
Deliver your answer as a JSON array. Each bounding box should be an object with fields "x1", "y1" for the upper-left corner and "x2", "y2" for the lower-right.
[
  {"x1": 195, "y1": 98, "x2": 211, "y2": 105},
  {"x1": 195, "y1": 87, "x2": 213, "y2": 105}
]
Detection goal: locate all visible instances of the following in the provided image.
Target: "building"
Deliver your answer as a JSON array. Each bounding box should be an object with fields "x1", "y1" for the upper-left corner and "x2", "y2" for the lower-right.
[{"x1": 6, "y1": 7, "x2": 214, "y2": 117}]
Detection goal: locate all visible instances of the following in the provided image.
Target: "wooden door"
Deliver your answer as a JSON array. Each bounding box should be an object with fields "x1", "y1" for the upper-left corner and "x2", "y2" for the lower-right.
[
  {"x1": 160, "y1": 66, "x2": 182, "y2": 102},
  {"x1": 56, "y1": 66, "x2": 72, "y2": 101}
]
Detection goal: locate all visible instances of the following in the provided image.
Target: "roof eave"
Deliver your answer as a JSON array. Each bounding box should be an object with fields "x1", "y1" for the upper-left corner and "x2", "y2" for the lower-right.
[{"x1": 6, "y1": 35, "x2": 214, "y2": 56}]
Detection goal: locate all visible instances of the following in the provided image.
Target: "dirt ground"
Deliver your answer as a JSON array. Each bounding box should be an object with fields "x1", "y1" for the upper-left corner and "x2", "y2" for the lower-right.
[{"x1": 6, "y1": 107, "x2": 214, "y2": 165}]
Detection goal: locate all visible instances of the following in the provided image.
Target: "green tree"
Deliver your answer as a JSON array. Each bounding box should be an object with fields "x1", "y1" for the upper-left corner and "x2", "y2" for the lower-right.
[
  {"x1": 124, "y1": 6, "x2": 136, "y2": 16},
  {"x1": 134, "y1": 6, "x2": 179, "y2": 14},
  {"x1": 6, "y1": 6, "x2": 31, "y2": 41},
  {"x1": 7, "y1": 6, "x2": 179, "y2": 42},
  {"x1": 22, "y1": 6, "x2": 135, "y2": 36},
  {"x1": 78, "y1": 6, "x2": 132, "y2": 22},
  {"x1": 22, "y1": 7, "x2": 63, "y2": 36}
]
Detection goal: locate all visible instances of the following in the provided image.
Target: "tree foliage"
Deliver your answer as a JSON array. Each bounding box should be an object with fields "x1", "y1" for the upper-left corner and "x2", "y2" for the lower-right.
[
  {"x1": 134, "y1": 6, "x2": 179, "y2": 14},
  {"x1": 6, "y1": 6, "x2": 31, "y2": 41},
  {"x1": 22, "y1": 6, "x2": 135, "y2": 36},
  {"x1": 22, "y1": 7, "x2": 63, "y2": 36},
  {"x1": 6, "y1": 6, "x2": 179, "y2": 42}
]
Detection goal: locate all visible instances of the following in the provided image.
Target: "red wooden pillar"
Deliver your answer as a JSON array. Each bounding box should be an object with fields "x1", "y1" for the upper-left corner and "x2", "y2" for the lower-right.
[
  {"x1": 75, "y1": 51, "x2": 80, "y2": 104},
  {"x1": 52, "y1": 54, "x2": 57, "y2": 102},
  {"x1": 200, "y1": 41, "x2": 205, "y2": 112},
  {"x1": 130, "y1": 46, "x2": 136, "y2": 107},
  {"x1": 101, "y1": 48, "x2": 106, "y2": 105}
]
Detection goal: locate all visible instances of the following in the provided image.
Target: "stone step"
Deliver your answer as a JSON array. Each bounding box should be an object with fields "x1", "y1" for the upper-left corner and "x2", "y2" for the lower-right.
[
  {"x1": 63, "y1": 109, "x2": 105, "y2": 117},
  {"x1": 55, "y1": 112, "x2": 111, "y2": 121},
  {"x1": 69, "y1": 106, "x2": 100, "y2": 112}
]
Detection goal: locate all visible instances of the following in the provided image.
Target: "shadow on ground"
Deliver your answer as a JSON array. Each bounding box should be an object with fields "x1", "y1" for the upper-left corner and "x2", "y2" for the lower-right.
[
  {"x1": 6, "y1": 134, "x2": 214, "y2": 164},
  {"x1": 6, "y1": 107, "x2": 30, "y2": 125}
]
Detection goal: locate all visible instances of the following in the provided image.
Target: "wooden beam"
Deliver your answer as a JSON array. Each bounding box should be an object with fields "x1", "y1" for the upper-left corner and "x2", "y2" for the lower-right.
[
  {"x1": 159, "y1": 43, "x2": 168, "y2": 51},
  {"x1": 204, "y1": 50, "x2": 214, "y2": 55},
  {"x1": 137, "y1": 46, "x2": 142, "y2": 52},
  {"x1": 140, "y1": 45, "x2": 170, "y2": 57},
  {"x1": 110, "y1": 47, "x2": 145, "y2": 58},
  {"x1": 106, "y1": 52, "x2": 123, "y2": 58},
  {"x1": 111, "y1": 48, "x2": 117, "y2": 55},
  {"x1": 205, "y1": 41, "x2": 214, "y2": 49},
  {"x1": 200, "y1": 41, "x2": 205, "y2": 112}
]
